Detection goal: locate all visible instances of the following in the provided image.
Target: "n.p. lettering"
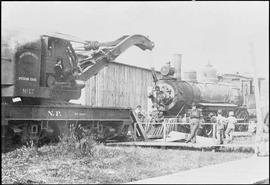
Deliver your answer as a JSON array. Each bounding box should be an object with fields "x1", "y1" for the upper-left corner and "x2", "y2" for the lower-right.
[{"x1": 48, "y1": 110, "x2": 62, "y2": 117}]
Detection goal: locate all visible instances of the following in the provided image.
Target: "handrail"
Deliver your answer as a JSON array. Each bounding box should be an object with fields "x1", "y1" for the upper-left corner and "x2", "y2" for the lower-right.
[{"x1": 135, "y1": 120, "x2": 252, "y2": 142}]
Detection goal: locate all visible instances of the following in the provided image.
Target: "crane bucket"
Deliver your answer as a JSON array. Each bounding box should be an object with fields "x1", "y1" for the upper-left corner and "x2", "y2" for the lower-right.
[{"x1": 77, "y1": 34, "x2": 154, "y2": 81}]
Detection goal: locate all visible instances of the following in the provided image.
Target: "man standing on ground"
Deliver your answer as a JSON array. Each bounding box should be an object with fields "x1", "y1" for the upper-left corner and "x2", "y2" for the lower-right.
[
  {"x1": 185, "y1": 103, "x2": 202, "y2": 143},
  {"x1": 209, "y1": 112, "x2": 217, "y2": 138},
  {"x1": 225, "y1": 111, "x2": 237, "y2": 143},
  {"x1": 216, "y1": 109, "x2": 227, "y2": 144}
]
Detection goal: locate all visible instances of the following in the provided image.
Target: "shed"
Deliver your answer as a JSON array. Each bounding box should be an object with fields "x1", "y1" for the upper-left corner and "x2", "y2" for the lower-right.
[{"x1": 72, "y1": 61, "x2": 161, "y2": 113}]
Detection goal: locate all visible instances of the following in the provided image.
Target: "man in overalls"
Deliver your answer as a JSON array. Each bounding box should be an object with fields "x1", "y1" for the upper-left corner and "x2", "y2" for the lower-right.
[
  {"x1": 216, "y1": 109, "x2": 227, "y2": 144},
  {"x1": 185, "y1": 103, "x2": 202, "y2": 143},
  {"x1": 225, "y1": 111, "x2": 237, "y2": 143}
]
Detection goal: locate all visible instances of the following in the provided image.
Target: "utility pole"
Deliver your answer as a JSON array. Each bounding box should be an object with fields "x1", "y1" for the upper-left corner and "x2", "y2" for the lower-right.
[{"x1": 249, "y1": 42, "x2": 264, "y2": 156}]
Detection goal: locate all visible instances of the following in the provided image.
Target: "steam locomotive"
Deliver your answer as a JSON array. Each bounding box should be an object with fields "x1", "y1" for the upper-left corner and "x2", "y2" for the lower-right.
[
  {"x1": 1, "y1": 32, "x2": 154, "y2": 149},
  {"x1": 148, "y1": 54, "x2": 250, "y2": 136}
]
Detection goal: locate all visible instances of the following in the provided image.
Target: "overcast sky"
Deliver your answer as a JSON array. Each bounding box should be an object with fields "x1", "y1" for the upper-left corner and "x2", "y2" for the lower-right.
[{"x1": 2, "y1": 1, "x2": 269, "y2": 78}]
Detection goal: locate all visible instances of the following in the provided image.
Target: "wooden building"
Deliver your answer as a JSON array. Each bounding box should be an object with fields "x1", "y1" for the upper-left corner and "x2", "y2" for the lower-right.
[
  {"x1": 220, "y1": 73, "x2": 269, "y2": 118},
  {"x1": 72, "y1": 61, "x2": 161, "y2": 113}
]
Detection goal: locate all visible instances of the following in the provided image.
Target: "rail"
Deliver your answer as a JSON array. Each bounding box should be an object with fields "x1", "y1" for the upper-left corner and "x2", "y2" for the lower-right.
[{"x1": 134, "y1": 118, "x2": 252, "y2": 142}]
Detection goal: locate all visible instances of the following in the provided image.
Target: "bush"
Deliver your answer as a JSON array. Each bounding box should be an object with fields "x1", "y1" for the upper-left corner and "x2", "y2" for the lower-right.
[{"x1": 57, "y1": 123, "x2": 97, "y2": 157}]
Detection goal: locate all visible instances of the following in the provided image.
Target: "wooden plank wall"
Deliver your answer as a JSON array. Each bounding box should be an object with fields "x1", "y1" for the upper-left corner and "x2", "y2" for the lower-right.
[{"x1": 83, "y1": 62, "x2": 160, "y2": 113}]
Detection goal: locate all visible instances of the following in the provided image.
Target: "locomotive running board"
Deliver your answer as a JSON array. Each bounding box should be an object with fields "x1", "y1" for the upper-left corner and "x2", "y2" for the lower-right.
[
  {"x1": 197, "y1": 103, "x2": 238, "y2": 107},
  {"x1": 197, "y1": 102, "x2": 238, "y2": 112}
]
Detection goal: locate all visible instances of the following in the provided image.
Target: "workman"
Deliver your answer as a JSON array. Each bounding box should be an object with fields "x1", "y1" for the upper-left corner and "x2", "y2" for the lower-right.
[
  {"x1": 149, "y1": 104, "x2": 158, "y2": 122},
  {"x1": 54, "y1": 58, "x2": 64, "y2": 81},
  {"x1": 153, "y1": 86, "x2": 166, "y2": 108},
  {"x1": 148, "y1": 86, "x2": 159, "y2": 105},
  {"x1": 209, "y1": 112, "x2": 217, "y2": 138},
  {"x1": 216, "y1": 109, "x2": 227, "y2": 144},
  {"x1": 185, "y1": 103, "x2": 202, "y2": 143},
  {"x1": 134, "y1": 105, "x2": 146, "y2": 122},
  {"x1": 156, "y1": 111, "x2": 165, "y2": 123},
  {"x1": 225, "y1": 111, "x2": 237, "y2": 143}
]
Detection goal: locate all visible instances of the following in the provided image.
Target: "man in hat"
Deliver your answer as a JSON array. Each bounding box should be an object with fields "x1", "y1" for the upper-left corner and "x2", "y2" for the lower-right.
[
  {"x1": 209, "y1": 112, "x2": 217, "y2": 123},
  {"x1": 216, "y1": 109, "x2": 227, "y2": 144},
  {"x1": 54, "y1": 58, "x2": 65, "y2": 81},
  {"x1": 134, "y1": 105, "x2": 146, "y2": 122},
  {"x1": 185, "y1": 103, "x2": 202, "y2": 143},
  {"x1": 225, "y1": 111, "x2": 237, "y2": 143},
  {"x1": 208, "y1": 112, "x2": 217, "y2": 138}
]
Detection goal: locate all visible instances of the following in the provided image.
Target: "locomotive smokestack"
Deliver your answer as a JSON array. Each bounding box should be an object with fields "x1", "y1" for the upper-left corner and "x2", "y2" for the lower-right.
[{"x1": 172, "y1": 54, "x2": 182, "y2": 81}]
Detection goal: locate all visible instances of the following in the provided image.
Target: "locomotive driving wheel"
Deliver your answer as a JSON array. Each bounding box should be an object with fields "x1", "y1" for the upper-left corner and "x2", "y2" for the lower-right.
[
  {"x1": 234, "y1": 108, "x2": 249, "y2": 131},
  {"x1": 235, "y1": 108, "x2": 249, "y2": 121}
]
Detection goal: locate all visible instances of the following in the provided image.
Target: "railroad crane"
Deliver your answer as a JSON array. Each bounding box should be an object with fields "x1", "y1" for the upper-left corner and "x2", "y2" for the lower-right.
[{"x1": 1, "y1": 32, "x2": 154, "y2": 148}]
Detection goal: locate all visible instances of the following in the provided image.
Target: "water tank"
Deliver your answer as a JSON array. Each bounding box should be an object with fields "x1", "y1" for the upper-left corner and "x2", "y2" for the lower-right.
[{"x1": 183, "y1": 70, "x2": 197, "y2": 82}]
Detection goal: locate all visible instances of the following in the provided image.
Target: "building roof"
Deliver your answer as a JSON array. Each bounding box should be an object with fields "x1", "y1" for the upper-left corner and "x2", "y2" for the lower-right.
[
  {"x1": 110, "y1": 61, "x2": 161, "y2": 74},
  {"x1": 222, "y1": 73, "x2": 253, "y2": 80}
]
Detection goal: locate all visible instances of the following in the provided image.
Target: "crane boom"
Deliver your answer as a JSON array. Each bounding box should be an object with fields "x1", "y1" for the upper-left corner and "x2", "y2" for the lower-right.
[{"x1": 76, "y1": 34, "x2": 155, "y2": 80}]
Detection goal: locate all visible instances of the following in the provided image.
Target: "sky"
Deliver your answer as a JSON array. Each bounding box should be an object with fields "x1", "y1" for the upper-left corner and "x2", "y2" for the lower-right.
[{"x1": 2, "y1": 1, "x2": 269, "y2": 79}]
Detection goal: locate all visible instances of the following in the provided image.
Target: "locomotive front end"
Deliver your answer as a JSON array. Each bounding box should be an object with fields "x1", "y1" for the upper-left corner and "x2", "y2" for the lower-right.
[
  {"x1": 148, "y1": 55, "x2": 198, "y2": 116},
  {"x1": 148, "y1": 80, "x2": 197, "y2": 116}
]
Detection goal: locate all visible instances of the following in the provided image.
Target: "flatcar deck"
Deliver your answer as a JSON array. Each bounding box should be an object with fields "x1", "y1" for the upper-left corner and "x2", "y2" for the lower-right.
[
  {"x1": 2, "y1": 103, "x2": 132, "y2": 124},
  {"x1": 106, "y1": 141, "x2": 255, "y2": 152}
]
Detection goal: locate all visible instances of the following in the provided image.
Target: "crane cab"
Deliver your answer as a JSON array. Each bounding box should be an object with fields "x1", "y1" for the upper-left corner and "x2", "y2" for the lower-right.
[{"x1": 1, "y1": 35, "x2": 84, "y2": 101}]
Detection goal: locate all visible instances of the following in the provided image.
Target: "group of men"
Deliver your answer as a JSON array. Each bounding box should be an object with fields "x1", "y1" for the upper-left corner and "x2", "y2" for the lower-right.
[
  {"x1": 134, "y1": 104, "x2": 164, "y2": 123},
  {"x1": 134, "y1": 103, "x2": 238, "y2": 145},
  {"x1": 186, "y1": 104, "x2": 237, "y2": 144}
]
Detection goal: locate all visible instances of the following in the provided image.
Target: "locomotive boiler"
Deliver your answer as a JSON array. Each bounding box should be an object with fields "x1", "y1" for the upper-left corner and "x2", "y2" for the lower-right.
[
  {"x1": 1, "y1": 32, "x2": 154, "y2": 149},
  {"x1": 149, "y1": 54, "x2": 249, "y2": 121}
]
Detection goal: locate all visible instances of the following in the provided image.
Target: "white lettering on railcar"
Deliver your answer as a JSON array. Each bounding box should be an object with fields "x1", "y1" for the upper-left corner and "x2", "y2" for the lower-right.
[
  {"x1": 30, "y1": 78, "x2": 37, "y2": 82},
  {"x1": 48, "y1": 110, "x2": 62, "y2": 117},
  {"x1": 18, "y1": 77, "x2": 37, "y2": 81},
  {"x1": 19, "y1": 52, "x2": 39, "y2": 60},
  {"x1": 22, "y1": 88, "x2": 34, "y2": 95},
  {"x1": 19, "y1": 77, "x2": 30, "y2": 81},
  {"x1": 75, "y1": 112, "x2": 86, "y2": 116}
]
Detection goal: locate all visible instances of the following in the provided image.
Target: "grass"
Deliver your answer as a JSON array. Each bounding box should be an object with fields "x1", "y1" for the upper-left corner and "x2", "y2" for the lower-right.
[{"x1": 2, "y1": 142, "x2": 253, "y2": 184}]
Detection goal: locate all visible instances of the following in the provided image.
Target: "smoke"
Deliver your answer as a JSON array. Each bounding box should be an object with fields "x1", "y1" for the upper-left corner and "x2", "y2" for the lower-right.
[{"x1": 2, "y1": 28, "x2": 50, "y2": 51}]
